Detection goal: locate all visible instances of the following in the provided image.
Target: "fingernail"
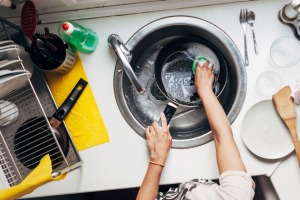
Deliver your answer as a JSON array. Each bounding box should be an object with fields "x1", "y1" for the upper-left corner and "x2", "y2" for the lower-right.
[{"x1": 198, "y1": 60, "x2": 206, "y2": 67}]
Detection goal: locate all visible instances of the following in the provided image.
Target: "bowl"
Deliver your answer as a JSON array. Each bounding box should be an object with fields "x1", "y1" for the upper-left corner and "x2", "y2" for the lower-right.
[
  {"x1": 256, "y1": 71, "x2": 282, "y2": 96},
  {"x1": 269, "y1": 36, "x2": 300, "y2": 68}
]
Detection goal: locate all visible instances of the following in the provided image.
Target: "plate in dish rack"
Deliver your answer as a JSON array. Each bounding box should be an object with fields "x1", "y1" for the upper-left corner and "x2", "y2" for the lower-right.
[
  {"x1": 0, "y1": 40, "x2": 14, "y2": 47},
  {"x1": 241, "y1": 100, "x2": 300, "y2": 159},
  {"x1": 0, "y1": 47, "x2": 21, "y2": 59},
  {"x1": 0, "y1": 71, "x2": 31, "y2": 98},
  {"x1": 0, "y1": 60, "x2": 22, "y2": 70}
]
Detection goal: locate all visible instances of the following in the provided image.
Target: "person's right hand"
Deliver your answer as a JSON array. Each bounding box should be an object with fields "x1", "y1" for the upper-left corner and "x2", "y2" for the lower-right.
[
  {"x1": 145, "y1": 113, "x2": 172, "y2": 166},
  {"x1": 194, "y1": 60, "x2": 215, "y2": 98}
]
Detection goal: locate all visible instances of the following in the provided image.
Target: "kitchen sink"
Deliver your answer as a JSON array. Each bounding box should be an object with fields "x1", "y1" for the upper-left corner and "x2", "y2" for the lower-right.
[{"x1": 110, "y1": 16, "x2": 246, "y2": 148}]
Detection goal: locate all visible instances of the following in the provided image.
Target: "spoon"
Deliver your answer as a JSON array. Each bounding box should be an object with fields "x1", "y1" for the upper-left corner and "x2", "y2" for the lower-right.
[{"x1": 246, "y1": 11, "x2": 258, "y2": 54}]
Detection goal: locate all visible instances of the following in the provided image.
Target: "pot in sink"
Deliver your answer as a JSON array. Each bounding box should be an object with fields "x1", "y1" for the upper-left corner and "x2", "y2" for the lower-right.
[
  {"x1": 108, "y1": 16, "x2": 246, "y2": 148},
  {"x1": 153, "y1": 37, "x2": 228, "y2": 125}
]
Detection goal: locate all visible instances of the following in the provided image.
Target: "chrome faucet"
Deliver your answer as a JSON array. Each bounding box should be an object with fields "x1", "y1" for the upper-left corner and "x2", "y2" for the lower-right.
[
  {"x1": 279, "y1": 0, "x2": 300, "y2": 38},
  {"x1": 108, "y1": 34, "x2": 145, "y2": 95}
]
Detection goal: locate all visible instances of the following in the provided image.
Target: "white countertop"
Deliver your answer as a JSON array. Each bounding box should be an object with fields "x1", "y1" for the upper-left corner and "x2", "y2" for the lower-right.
[{"x1": 23, "y1": 0, "x2": 300, "y2": 199}]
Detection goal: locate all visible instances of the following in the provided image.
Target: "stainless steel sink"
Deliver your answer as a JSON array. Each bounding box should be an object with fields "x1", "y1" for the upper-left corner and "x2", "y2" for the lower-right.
[{"x1": 111, "y1": 16, "x2": 247, "y2": 148}]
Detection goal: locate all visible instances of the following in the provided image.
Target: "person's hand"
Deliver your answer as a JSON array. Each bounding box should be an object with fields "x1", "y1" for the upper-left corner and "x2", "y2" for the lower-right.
[
  {"x1": 194, "y1": 60, "x2": 215, "y2": 98},
  {"x1": 145, "y1": 113, "x2": 172, "y2": 166}
]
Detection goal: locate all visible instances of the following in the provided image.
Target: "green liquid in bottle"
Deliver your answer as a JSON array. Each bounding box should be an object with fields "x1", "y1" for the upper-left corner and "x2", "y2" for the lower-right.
[{"x1": 58, "y1": 21, "x2": 98, "y2": 53}]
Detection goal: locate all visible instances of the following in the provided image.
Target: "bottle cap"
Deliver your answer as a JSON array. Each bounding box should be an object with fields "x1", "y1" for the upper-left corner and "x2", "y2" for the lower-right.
[{"x1": 61, "y1": 22, "x2": 74, "y2": 34}]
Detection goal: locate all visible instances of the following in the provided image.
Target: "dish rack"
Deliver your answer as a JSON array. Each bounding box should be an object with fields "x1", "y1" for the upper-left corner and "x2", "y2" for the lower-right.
[{"x1": 0, "y1": 18, "x2": 83, "y2": 189}]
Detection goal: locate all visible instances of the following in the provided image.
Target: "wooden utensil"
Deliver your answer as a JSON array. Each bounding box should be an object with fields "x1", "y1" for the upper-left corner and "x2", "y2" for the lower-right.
[{"x1": 272, "y1": 86, "x2": 300, "y2": 167}]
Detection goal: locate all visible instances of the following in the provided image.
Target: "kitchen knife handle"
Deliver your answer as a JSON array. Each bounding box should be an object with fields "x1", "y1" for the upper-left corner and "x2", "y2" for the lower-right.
[
  {"x1": 53, "y1": 78, "x2": 88, "y2": 121},
  {"x1": 158, "y1": 102, "x2": 177, "y2": 126}
]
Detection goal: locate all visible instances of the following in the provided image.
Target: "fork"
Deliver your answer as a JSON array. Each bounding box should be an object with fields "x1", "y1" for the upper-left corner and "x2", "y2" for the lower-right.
[{"x1": 239, "y1": 8, "x2": 249, "y2": 66}]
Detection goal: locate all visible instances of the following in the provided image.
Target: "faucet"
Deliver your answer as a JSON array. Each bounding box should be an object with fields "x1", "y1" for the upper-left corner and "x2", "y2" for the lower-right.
[
  {"x1": 108, "y1": 34, "x2": 145, "y2": 95},
  {"x1": 279, "y1": 0, "x2": 300, "y2": 38}
]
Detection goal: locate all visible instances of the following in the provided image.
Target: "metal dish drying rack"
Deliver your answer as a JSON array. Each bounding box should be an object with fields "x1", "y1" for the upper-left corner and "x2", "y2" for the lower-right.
[{"x1": 0, "y1": 18, "x2": 83, "y2": 189}]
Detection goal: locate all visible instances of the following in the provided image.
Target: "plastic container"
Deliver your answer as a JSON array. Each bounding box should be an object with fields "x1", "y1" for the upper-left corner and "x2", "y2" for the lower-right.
[
  {"x1": 256, "y1": 71, "x2": 282, "y2": 96},
  {"x1": 58, "y1": 21, "x2": 98, "y2": 53},
  {"x1": 269, "y1": 36, "x2": 300, "y2": 68}
]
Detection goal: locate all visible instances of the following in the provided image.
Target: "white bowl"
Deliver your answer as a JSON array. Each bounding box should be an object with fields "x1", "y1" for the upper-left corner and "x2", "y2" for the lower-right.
[
  {"x1": 269, "y1": 36, "x2": 300, "y2": 68},
  {"x1": 256, "y1": 71, "x2": 282, "y2": 96}
]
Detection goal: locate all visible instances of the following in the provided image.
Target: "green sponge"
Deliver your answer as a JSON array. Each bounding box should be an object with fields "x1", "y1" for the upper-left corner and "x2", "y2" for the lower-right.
[{"x1": 192, "y1": 57, "x2": 207, "y2": 74}]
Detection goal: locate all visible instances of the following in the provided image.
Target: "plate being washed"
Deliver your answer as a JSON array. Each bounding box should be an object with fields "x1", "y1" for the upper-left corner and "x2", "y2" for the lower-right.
[{"x1": 241, "y1": 100, "x2": 300, "y2": 159}]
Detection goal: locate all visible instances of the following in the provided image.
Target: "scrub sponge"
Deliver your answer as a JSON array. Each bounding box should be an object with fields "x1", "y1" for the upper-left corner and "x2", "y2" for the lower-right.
[{"x1": 192, "y1": 57, "x2": 207, "y2": 74}]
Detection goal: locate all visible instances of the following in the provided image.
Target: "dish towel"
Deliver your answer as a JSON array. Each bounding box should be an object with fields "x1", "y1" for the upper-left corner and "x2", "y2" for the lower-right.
[
  {"x1": 44, "y1": 52, "x2": 109, "y2": 151},
  {"x1": 0, "y1": 155, "x2": 66, "y2": 200}
]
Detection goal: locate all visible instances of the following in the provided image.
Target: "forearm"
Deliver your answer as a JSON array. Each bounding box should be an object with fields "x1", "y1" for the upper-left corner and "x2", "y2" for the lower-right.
[
  {"x1": 199, "y1": 88, "x2": 246, "y2": 173},
  {"x1": 200, "y1": 88, "x2": 231, "y2": 140},
  {"x1": 136, "y1": 164, "x2": 163, "y2": 200}
]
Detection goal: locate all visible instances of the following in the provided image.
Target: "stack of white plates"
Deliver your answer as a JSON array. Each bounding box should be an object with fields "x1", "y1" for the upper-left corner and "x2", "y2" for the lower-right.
[
  {"x1": 0, "y1": 40, "x2": 32, "y2": 126},
  {"x1": 0, "y1": 69, "x2": 32, "y2": 98},
  {"x1": 0, "y1": 40, "x2": 21, "y2": 60},
  {"x1": 0, "y1": 40, "x2": 32, "y2": 98}
]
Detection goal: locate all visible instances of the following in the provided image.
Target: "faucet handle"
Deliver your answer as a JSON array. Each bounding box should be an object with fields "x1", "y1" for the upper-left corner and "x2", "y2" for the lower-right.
[
  {"x1": 108, "y1": 34, "x2": 145, "y2": 94},
  {"x1": 108, "y1": 34, "x2": 131, "y2": 59}
]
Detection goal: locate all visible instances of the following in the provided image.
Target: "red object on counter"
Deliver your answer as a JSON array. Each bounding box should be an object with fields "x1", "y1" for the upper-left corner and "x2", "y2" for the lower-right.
[
  {"x1": 62, "y1": 23, "x2": 69, "y2": 31},
  {"x1": 21, "y1": 0, "x2": 39, "y2": 41}
]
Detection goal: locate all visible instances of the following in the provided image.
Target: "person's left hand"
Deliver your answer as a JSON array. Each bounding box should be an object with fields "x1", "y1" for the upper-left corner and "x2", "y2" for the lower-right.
[{"x1": 145, "y1": 113, "x2": 172, "y2": 166}]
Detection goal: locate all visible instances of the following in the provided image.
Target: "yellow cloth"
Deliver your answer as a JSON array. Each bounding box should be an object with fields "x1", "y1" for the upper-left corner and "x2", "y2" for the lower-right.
[
  {"x1": 0, "y1": 155, "x2": 66, "y2": 200},
  {"x1": 44, "y1": 52, "x2": 109, "y2": 151}
]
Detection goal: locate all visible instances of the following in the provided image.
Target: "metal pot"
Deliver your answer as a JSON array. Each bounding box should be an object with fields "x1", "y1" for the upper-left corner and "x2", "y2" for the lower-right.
[
  {"x1": 49, "y1": 47, "x2": 76, "y2": 74},
  {"x1": 154, "y1": 37, "x2": 228, "y2": 124}
]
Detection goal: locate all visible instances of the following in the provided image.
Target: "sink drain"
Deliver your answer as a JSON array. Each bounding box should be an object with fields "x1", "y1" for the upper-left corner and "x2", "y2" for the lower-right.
[{"x1": 146, "y1": 77, "x2": 168, "y2": 103}]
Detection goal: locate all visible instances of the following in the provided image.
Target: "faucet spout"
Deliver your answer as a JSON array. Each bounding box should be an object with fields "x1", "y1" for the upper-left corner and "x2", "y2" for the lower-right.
[{"x1": 108, "y1": 34, "x2": 145, "y2": 95}]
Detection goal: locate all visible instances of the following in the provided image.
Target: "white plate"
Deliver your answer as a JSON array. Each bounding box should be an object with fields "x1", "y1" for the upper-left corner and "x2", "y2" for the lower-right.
[
  {"x1": 0, "y1": 69, "x2": 30, "y2": 77},
  {"x1": 241, "y1": 100, "x2": 300, "y2": 159},
  {"x1": 0, "y1": 72, "x2": 32, "y2": 98},
  {"x1": 0, "y1": 60, "x2": 22, "y2": 70},
  {"x1": 0, "y1": 69, "x2": 12, "y2": 76},
  {"x1": 0, "y1": 100, "x2": 19, "y2": 126},
  {"x1": 0, "y1": 40, "x2": 14, "y2": 47},
  {"x1": 0, "y1": 47, "x2": 21, "y2": 59},
  {"x1": 0, "y1": 44, "x2": 19, "y2": 50}
]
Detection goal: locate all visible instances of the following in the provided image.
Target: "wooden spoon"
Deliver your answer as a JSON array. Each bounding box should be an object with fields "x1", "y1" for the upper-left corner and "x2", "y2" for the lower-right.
[{"x1": 272, "y1": 86, "x2": 300, "y2": 167}]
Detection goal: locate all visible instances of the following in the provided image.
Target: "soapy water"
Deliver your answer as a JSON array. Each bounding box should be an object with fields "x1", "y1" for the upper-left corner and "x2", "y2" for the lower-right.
[{"x1": 160, "y1": 43, "x2": 221, "y2": 104}]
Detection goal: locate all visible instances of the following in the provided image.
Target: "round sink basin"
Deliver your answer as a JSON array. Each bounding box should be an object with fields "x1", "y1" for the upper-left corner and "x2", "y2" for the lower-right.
[{"x1": 113, "y1": 16, "x2": 246, "y2": 148}]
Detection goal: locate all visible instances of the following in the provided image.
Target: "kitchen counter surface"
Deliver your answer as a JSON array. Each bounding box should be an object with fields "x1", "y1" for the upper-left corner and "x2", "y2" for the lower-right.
[{"x1": 23, "y1": 0, "x2": 300, "y2": 199}]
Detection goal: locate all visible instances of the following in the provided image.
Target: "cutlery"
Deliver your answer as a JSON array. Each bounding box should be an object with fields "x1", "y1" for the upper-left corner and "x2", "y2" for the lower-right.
[
  {"x1": 246, "y1": 10, "x2": 258, "y2": 54},
  {"x1": 272, "y1": 86, "x2": 300, "y2": 167},
  {"x1": 35, "y1": 32, "x2": 58, "y2": 52},
  {"x1": 239, "y1": 8, "x2": 249, "y2": 66}
]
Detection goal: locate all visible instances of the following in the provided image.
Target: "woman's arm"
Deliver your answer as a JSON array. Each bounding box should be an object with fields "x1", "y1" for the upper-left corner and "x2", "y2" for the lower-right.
[
  {"x1": 195, "y1": 61, "x2": 246, "y2": 174},
  {"x1": 136, "y1": 113, "x2": 172, "y2": 200}
]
